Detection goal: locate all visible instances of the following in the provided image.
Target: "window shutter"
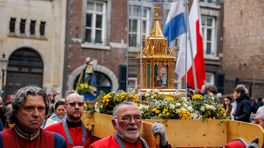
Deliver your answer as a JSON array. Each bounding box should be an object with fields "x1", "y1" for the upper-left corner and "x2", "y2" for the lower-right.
[{"x1": 119, "y1": 65, "x2": 127, "y2": 91}]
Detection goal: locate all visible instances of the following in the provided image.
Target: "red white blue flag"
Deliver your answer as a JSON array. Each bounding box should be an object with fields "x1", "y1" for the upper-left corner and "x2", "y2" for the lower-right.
[{"x1": 164, "y1": 0, "x2": 206, "y2": 89}]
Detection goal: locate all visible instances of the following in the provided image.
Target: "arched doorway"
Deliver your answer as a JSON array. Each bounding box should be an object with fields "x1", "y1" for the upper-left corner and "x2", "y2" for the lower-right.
[
  {"x1": 73, "y1": 71, "x2": 112, "y2": 94},
  {"x1": 6, "y1": 48, "x2": 44, "y2": 95}
]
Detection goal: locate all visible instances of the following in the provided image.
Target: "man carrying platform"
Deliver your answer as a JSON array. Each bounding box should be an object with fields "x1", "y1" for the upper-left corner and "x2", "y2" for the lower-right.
[
  {"x1": 46, "y1": 91, "x2": 97, "y2": 148},
  {"x1": 90, "y1": 101, "x2": 170, "y2": 148}
]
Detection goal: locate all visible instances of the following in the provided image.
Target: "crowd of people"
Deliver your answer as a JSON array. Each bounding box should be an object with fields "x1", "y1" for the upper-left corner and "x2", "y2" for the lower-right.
[
  {"x1": 188, "y1": 83, "x2": 264, "y2": 127},
  {"x1": 0, "y1": 84, "x2": 263, "y2": 147},
  {"x1": 0, "y1": 86, "x2": 170, "y2": 148}
]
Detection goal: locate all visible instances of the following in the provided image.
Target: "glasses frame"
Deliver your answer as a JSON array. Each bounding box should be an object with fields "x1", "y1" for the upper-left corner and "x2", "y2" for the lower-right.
[
  {"x1": 116, "y1": 115, "x2": 142, "y2": 124},
  {"x1": 67, "y1": 102, "x2": 84, "y2": 108}
]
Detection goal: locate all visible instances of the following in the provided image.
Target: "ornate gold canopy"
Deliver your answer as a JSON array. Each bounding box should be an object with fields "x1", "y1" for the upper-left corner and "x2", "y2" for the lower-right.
[{"x1": 137, "y1": 8, "x2": 176, "y2": 90}]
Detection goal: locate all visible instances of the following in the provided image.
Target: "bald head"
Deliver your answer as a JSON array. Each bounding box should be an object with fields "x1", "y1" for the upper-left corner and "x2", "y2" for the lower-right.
[
  {"x1": 65, "y1": 92, "x2": 84, "y2": 122},
  {"x1": 65, "y1": 92, "x2": 83, "y2": 103}
]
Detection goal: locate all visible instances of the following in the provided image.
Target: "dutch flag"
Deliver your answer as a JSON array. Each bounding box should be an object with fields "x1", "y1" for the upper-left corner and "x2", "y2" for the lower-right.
[
  {"x1": 164, "y1": 0, "x2": 206, "y2": 89},
  {"x1": 163, "y1": 0, "x2": 186, "y2": 47}
]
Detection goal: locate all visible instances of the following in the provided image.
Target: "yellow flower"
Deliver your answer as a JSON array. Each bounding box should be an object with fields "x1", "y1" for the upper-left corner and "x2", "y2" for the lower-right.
[
  {"x1": 220, "y1": 107, "x2": 225, "y2": 115},
  {"x1": 163, "y1": 107, "x2": 169, "y2": 113},
  {"x1": 166, "y1": 112, "x2": 170, "y2": 117},
  {"x1": 103, "y1": 94, "x2": 111, "y2": 105},
  {"x1": 130, "y1": 94, "x2": 139, "y2": 102},
  {"x1": 76, "y1": 83, "x2": 91, "y2": 94},
  {"x1": 162, "y1": 107, "x2": 170, "y2": 117},
  {"x1": 152, "y1": 108, "x2": 160, "y2": 114},
  {"x1": 192, "y1": 94, "x2": 203, "y2": 101},
  {"x1": 164, "y1": 96, "x2": 174, "y2": 102},
  {"x1": 81, "y1": 83, "x2": 88, "y2": 89},
  {"x1": 83, "y1": 102, "x2": 87, "y2": 108},
  {"x1": 119, "y1": 92, "x2": 127, "y2": 102},
  {"x1": 179, "y1": 110, "x2": 191, "y2": 120}
]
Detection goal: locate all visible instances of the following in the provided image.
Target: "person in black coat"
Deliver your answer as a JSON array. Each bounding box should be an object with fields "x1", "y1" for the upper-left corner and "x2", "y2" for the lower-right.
[{"x1": 233, "y1": 84, "x2": 252, "y2": 122}]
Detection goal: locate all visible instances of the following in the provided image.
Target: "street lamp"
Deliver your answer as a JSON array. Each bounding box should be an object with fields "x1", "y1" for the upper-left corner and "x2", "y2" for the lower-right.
[{"x1": 0, "y1": 53, "x2": 8, "y2": 100}]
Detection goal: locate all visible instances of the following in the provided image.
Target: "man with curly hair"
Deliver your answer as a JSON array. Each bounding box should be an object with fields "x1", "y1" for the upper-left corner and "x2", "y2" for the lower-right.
[{"x1": 0, "y1": 86, "x2": 66, "y2": 148}]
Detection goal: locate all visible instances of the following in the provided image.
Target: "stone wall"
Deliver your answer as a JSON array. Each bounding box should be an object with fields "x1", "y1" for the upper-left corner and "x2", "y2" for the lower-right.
[{"x1": 222, "y1": 0, "x2": 264, "y2": 97}]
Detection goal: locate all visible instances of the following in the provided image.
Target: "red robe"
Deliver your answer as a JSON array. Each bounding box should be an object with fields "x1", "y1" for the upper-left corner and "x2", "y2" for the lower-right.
[
  {"x1": 45, "y1": 122, "x2": 94, "y2": 148},
  {"x1": 0, "y1": 128, "x2": 66, "y2": 148},
  {"x1": 90, "y1": 135, "x2": 143, "y2": 148}
]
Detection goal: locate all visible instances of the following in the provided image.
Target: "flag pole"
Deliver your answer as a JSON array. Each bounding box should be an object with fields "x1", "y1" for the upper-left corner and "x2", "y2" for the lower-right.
[
  {"x1": 126, "y1": 0, "x2": 129, "y2": 92},
  {"x1": 186, "y1": 0, "x2": 198, "y2": 90},
  {"x1": 184, "y1": 0, "x2": 188, "y2": 93},
  {"x1": 170, "y1": 0, "x2": 177, "y2": 93},
  {"x1": 139, "y1": 0, "x2": 143, "y2": 103}
]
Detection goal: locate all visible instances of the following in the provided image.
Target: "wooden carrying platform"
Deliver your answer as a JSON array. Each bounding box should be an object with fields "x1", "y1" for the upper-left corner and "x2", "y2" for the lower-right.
[{"x1": 82, "y1": 112, "x2": 264, "y2": 147}]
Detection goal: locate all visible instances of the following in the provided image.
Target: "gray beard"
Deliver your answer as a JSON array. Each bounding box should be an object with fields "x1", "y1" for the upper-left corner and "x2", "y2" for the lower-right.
[{"x1": 115, "y1": 122, "x2": 140, "y2": 143}]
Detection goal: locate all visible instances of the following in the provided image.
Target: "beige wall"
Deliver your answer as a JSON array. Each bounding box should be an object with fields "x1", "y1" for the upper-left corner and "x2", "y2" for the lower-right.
[{"x1": 0, "y1": 0, "x2": 66, "y2": 95}]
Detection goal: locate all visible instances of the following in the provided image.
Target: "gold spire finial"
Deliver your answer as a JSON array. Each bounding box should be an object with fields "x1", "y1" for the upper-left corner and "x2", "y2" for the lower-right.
[
  {"x1": 150, "y1": 3, "x2": 163, "y2": 37},
  {"x1": 154, "y1": 3, "x2": 160, "y2": 21}
]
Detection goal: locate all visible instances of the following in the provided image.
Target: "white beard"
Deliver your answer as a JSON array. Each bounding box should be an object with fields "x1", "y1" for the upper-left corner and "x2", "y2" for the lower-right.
[{"x1": 115, "y1": 121, "x2": 140, "y2": 143}]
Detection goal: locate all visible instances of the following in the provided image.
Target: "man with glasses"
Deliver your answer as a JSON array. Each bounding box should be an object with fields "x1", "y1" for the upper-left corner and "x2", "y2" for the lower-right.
[
  {"x1": 0, "y1": 86, "x2": 66, "y2": 148},
  {"x1": 90, "y1": 101, "x2": 170, "y2": 148},
  {"x1": 46, "y1": 91, "x2": 95, "y2": 147}
]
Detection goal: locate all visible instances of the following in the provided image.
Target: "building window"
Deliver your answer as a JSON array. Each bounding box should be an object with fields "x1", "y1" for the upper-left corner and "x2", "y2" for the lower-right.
[
  {"x1": 85, "y1": 1, "x2": 106, "y2": 44},
  {"x1": 40, "y1": 21, "x2": 46, "y2": 36},
  {"x1": 201, "y1": 15, "x2": 216, "y2": 56},
  {"x1": 9, "y1": 18, "x2": 16, "y2": 33},
  {"x1": 30, "y1": 20, "x2": 36, "y2": 35},
  {"x1": 206, "y1": 72, "x2": 215, "y2": 84},
  {"x1": 20, "y1": 19, "x2": 26, "y2": 34},
  {"x1": 128, "y1": 5, "x2": 151, "y2": 47}
]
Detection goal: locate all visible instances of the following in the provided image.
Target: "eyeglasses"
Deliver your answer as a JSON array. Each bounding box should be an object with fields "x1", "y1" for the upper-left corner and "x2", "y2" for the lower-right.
[
  {"x1": 117, "y1": 115, "x2": 142, "y2": 123},
  {"x1": 67, "y1": 102, "x2": 84, "y2": 107}
]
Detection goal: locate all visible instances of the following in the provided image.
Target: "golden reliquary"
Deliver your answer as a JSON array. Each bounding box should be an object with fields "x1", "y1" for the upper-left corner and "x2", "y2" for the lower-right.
[{"x1": 137, "y1": 10, "x2": 176, "y2": 91}]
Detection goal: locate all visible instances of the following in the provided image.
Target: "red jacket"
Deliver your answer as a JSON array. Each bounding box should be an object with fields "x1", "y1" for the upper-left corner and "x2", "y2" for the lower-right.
[
  {"x1": 0, "y1": 128, "x2": 66, "y2": 148},
  {"x1": 45, "y1": 122, "x2": 94, "y2": 148},
  {"x1": 90, "y1": 135, "x2": 143, "y2": 148}
]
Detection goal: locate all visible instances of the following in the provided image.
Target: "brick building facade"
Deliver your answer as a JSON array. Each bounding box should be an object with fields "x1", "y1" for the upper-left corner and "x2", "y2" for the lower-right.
[
  {"x1": 63, "y1": 0, "x2": 225, "y2": 95},
  {"x1": 222, "y1": 0, "x2": 264, "y2": 97},
  {"x1": 63, "y1": 0, "x2": 128, "y2": 94}
]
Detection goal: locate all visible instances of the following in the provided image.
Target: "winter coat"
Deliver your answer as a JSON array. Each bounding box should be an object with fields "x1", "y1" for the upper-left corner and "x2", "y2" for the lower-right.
[{"x1": 233, "y1": 93, "x2": 251, "y2": 122}]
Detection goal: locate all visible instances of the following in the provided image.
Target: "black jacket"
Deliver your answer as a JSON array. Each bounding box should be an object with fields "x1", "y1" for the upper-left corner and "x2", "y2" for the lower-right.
[{"x1": 233, "y1": 93, "x2": 251, "y2": 122}]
